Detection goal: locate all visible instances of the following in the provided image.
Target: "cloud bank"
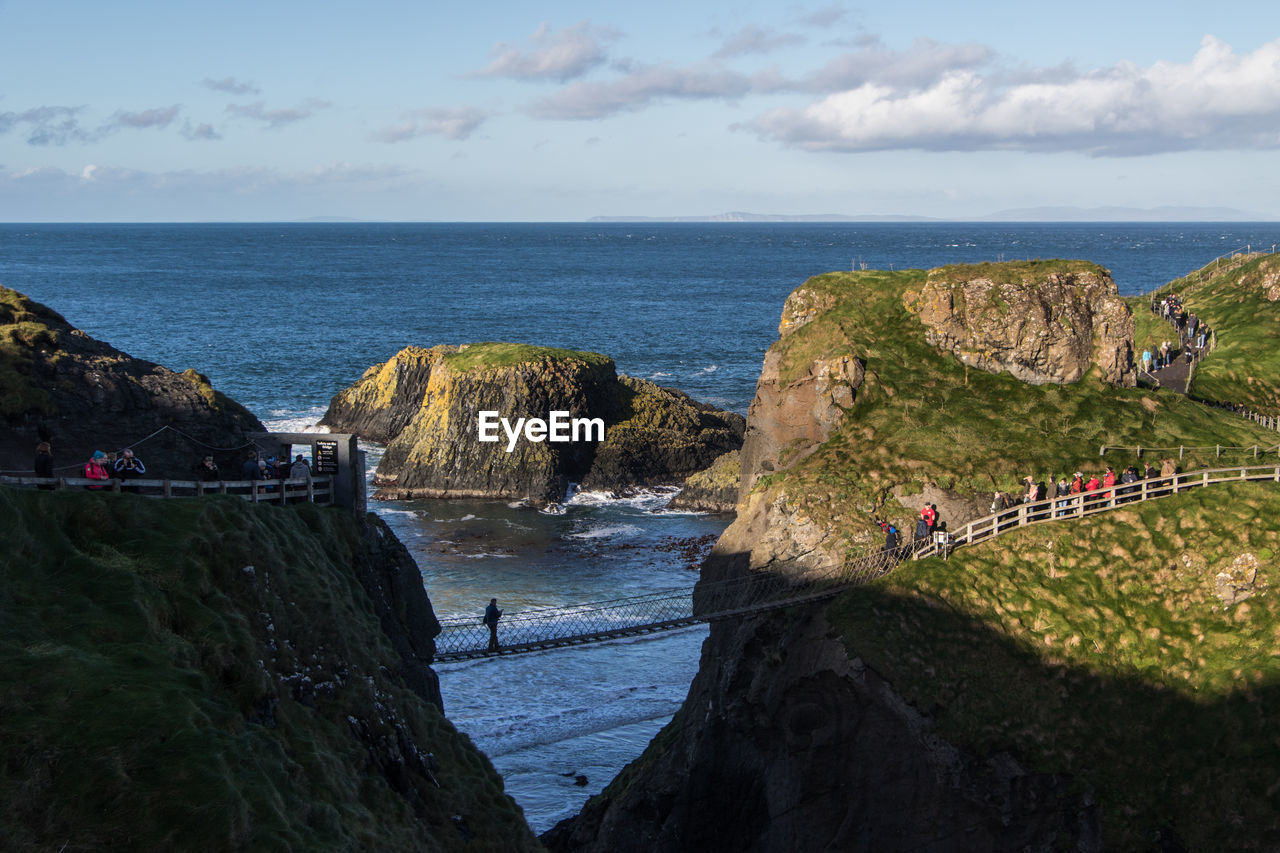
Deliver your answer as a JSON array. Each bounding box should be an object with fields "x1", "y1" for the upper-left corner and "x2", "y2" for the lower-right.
[{"x1": 750, "y1": 35, "x2": 1280, "y2": 155}]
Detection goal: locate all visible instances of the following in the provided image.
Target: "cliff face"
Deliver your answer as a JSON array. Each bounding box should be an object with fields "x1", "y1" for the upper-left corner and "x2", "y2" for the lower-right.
[
  {"x1": 323, "y1": 343, "x2": 744, "y2": 504},
  {"x1": 547, "y1": 588, "x2": 1099, "y2": 853},
  {"x1": 0, "y1": 487, "x2": 539, "y2": 851},
  {"x1": 547, "y1": 262, "x2": 1280, "y2": 852},
  {"x1": 0, "y1": 286, "x2": 264, "y2": 476},
  {"x1": 904, "y1": 262, "x2": 1135, "y2": 387}
]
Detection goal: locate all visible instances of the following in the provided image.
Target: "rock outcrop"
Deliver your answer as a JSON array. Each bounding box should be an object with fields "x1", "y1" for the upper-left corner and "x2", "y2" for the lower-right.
[
  {"x1": 0, "y1": 286, "x2": 264, "y2": 477},
  {"x1": 904, "y1": 262, "x2": 1136, "y2": 387},
  {"x1": 667, "y1": 450, "x2": 740, "y2": 513},
  {"x1": 322, "y1": 343, "x2": 744, "y2": 505},
  {"x1": 547, "y1": 261, "x2": 1280, "y2": 852},
  {"x1": 546, "y1": 587, "x2": 1099, "y2": 852}
]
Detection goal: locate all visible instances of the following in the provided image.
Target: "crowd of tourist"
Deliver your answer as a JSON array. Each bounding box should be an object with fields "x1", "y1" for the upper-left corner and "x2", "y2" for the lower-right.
[
  {"x1": 17, "y1": 430, "x2": 315, "y2": 493},
  {"x1": 1144, "y1": 292, "x2": 1213, "y2": 374}
]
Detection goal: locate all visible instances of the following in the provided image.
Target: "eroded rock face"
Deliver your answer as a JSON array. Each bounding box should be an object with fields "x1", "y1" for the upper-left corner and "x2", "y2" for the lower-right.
[
  {"x1": 668, "y1": 449, "x2": 740, "y2": 513},
  {"x1": 322, "y1": 345, "x2": 743, "y2": 505},
  {"x1": 738, "y1": 348, "x2": 865, "y2": 500},
  {"x1": 905, "y1": 266, "x2": 1136, "y2": 387},
  {"x1": 0, "y1": 286, "x2": 264, "y2": 477},
  {"x1": 545, "y1": 592, "x2": 1100, "y2": 853}
]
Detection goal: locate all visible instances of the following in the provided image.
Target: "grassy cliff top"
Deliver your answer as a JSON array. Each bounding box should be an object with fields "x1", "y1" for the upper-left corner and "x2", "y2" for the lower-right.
[
  {"x1": 0, "y1": 487, "x2": 536, "y2": 851},
  {"x1": 441, "y1": 341, "x2": 614, "y2": 373},
  {"x1": 759, "y1": 266, "x2": 1280, "y2": 539},
  {"x1": 927, "y1": 258, "x2": 1111, "y2": 287},
  {"x1": 1174, "y1": 252, "x2": 1280, "y2": 413},
  {"x1": 829, "y1": 482, "x2": 1280, "y2": 850}
]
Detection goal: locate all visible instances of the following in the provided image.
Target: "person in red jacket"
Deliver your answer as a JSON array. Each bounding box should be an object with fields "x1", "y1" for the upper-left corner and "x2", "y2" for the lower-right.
[
  {"x1": 921, "y1": 504, "x2": 936, "y2": 531},
  {"x1": 83, "y1": 450, "x2": 110, "y2": 490},
  {"x1": 1102, "y1": 465, "x2": 1116, "y2": 499}
]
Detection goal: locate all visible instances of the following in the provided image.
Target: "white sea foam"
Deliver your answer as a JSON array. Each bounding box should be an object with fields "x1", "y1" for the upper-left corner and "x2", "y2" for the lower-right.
[
  {"x1": 566, "y1": 486, "x2": 679, "y2": 512},
  {"x1": 694, "y1": 364, "x2": 718, "y2": 375},
  {"x1": 565, "y1": 523, "x2": 643, "y2": 540},
  {"x1": 261, "y1": 408, "x2": 329, "y2": 435}
]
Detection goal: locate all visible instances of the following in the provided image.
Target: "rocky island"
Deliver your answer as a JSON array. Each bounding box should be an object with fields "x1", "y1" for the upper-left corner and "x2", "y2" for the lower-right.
[
  {"x1": 547, "y1": 257, "x2": 1280, "y2": 852},
  {"x1": 322, "y1": 342, "x2": 744, "y2": 506}
]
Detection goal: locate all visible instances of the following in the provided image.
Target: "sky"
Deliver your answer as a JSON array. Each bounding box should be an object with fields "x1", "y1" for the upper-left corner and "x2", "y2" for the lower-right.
[{"x1": 2, "y1": 0, "x2": 1279, "y2": 221}]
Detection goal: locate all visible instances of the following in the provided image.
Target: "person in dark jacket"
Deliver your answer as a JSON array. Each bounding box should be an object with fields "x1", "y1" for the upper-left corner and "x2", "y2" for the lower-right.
[
  {"x1": 195, "y1": 455, "x2": 220, "y2": 482},
  {"x1": 114, "y1": 448, "x2": 146, "y2": 491},
  {"x1": 34, "y1": 441, "x2": 54, "y2": 490},
  {"x1": 483, "y1": 598, "x2": 503, "y2": 652}
]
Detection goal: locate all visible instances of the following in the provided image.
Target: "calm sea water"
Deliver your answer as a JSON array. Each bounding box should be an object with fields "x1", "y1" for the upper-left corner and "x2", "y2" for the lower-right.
[{"x1": 5, "y1": 221, "x2": 1280, "y2": 831}]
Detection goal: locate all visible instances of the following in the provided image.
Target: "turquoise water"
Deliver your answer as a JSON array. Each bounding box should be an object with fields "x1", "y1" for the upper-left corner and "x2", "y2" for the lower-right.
[{"x1": 5, "y1": 221, "x2": 1280, "y2": 832}]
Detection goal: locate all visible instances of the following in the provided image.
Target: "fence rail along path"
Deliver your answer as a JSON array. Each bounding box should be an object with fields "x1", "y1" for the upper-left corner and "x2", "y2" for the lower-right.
[{"x1": 434, "y1": 463, "x2": 1280, "y2": 661}]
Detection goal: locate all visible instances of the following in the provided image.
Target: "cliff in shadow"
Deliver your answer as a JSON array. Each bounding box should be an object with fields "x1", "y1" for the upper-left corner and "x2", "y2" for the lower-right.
[
  {"x1": 322, "y1": 342, "x2": 743, "y2": 505},
  {"x1": 0, "y1": 286, "x2": 264, "y2": 477},
  {"x1": 0, "y1": 488, "x2": 539, "y2": 851},
  {"x1": 546, "y1": 261, "x2": 1280, "y2": 852}
]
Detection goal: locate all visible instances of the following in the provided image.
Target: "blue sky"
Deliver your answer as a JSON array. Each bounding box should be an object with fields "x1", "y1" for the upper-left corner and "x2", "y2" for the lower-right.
[{"x1": 2, "y1": 0, "x2": 1279, "y2": 221}]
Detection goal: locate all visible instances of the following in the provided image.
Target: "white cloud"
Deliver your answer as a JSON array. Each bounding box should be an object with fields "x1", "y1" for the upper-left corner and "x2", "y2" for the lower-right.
[
  {"x1": 712, "y1": 26, "x2": 805, "y2": 60},
  {"x1": 181, "y1": 121, "x2": 220, "y2": 141},
  {"x1": 0, "y1": 106, "x2": 91, "y2": 145},
  {"x1": 102, "y1": 105, "x2": 180, "y2": 131},
  {"x1": 750, "y1": 36, "x2": 1280, "y2": 155},
  {"x1": 474, "y1": 21, "x2": 617, "y2": 82},
  {"x1": 201, "y1": 76, "x2": 260, "y2": 95},
  {"x1": 373, "y1": 107, "x2": 490, "y2": 142},
  {"x1": 225, "y1": 99, "x2": 329, "y2": 129},
  {"x1": 529, "y1": 63, "x2": 753, "y2": 119}
]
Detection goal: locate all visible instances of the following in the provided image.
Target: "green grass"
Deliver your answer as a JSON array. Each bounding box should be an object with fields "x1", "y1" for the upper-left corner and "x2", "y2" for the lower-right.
[
  {"x1": 827, "y1": 483, "x2": 1280, "y2": 850},
  {"x1": 0, "y1": 287, "x2": 62, "y2": 417},
  {"x1": 752, "y1": 267, "x2": 1280, "y2": 554},
  {"x1": 442, "y1": 341, "x2": 614, "y2": 373},
  {"x1": 1161, "y1": 252, "x2": 1280, "y2": 414},
  {"x1": 0, "y1": 487, "x2": 537, "y2": 851}
]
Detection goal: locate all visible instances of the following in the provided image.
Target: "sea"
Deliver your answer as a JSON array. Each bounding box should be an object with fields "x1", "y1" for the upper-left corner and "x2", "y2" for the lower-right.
[{"x1": 4, "y1": 221, "x2": 1280, "y2": 832}]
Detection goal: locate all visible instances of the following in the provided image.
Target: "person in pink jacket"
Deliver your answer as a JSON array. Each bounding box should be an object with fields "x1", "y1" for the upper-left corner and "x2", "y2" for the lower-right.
[{"x1": 83, "y1": 450, "x2": 110, "y2": 490}]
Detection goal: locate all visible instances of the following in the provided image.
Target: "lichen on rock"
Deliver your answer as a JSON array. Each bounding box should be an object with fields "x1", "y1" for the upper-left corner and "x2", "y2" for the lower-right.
[
  {"x1": 905, "y1": 261, "x2": 1136, "y2": 387},
  {"x1": 323, "y1": 342, "x2": 743, "y2": 505}
]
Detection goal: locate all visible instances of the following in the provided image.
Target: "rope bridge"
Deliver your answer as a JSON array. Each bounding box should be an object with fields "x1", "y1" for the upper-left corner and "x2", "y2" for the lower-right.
[{"x1": 435, "y1": 462, "x2": 1280, "y2": 662}]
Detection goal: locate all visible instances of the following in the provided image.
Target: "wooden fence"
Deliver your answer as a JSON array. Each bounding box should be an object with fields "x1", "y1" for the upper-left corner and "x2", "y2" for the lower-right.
[
  {"x1": 0, "y1": 475, "x2": 333, "y2": 506},
  {"x1": 914, "y1": 463, "x2": 1280, "y2": 559}
]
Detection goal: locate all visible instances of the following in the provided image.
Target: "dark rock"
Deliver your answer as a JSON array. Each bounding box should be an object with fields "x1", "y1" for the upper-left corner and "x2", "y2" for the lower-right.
[{"x1": 0, "y1": 286, "x2": 264, "y2": 478}]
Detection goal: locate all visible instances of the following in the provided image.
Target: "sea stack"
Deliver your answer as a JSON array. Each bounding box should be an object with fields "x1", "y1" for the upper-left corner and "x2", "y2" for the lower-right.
[{"x1": 321, "y1": 342, "x2": 744, "y2": 505}]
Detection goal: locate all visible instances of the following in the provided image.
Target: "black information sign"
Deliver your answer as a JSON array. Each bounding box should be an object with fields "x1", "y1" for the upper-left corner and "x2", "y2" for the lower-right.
[{"x1": 314, "y1": 439, "x2": 339, "y2": 474}]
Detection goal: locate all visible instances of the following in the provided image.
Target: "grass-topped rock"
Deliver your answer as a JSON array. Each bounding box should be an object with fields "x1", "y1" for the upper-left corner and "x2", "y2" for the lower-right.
[
  {"x1": 0, "y1": 285, "x2": 263, "y2": 477},
  {"x1": 731, "y1": 264, "x2": 1280, "y2": 578},
  {"x1": 0, "y1": 486, "x2": 538, "y2": 851},
  {"x1": 549, "y1": 260, "x2": 1280, "y2": 852},
  {"x1": 322, "y1": 342, "x2": 743, "y2": 505}
]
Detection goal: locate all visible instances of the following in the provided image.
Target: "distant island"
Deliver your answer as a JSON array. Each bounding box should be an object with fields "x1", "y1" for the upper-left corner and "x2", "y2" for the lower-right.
[{"x1": 589, "y1": 205, "x2": 1276, "y2": 223}]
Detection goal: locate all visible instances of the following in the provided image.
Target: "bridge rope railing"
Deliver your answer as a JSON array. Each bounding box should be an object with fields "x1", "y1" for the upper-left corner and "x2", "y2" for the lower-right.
[{"x1": 436, "y1": 462, "x2": 1280, "y2": 661}]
